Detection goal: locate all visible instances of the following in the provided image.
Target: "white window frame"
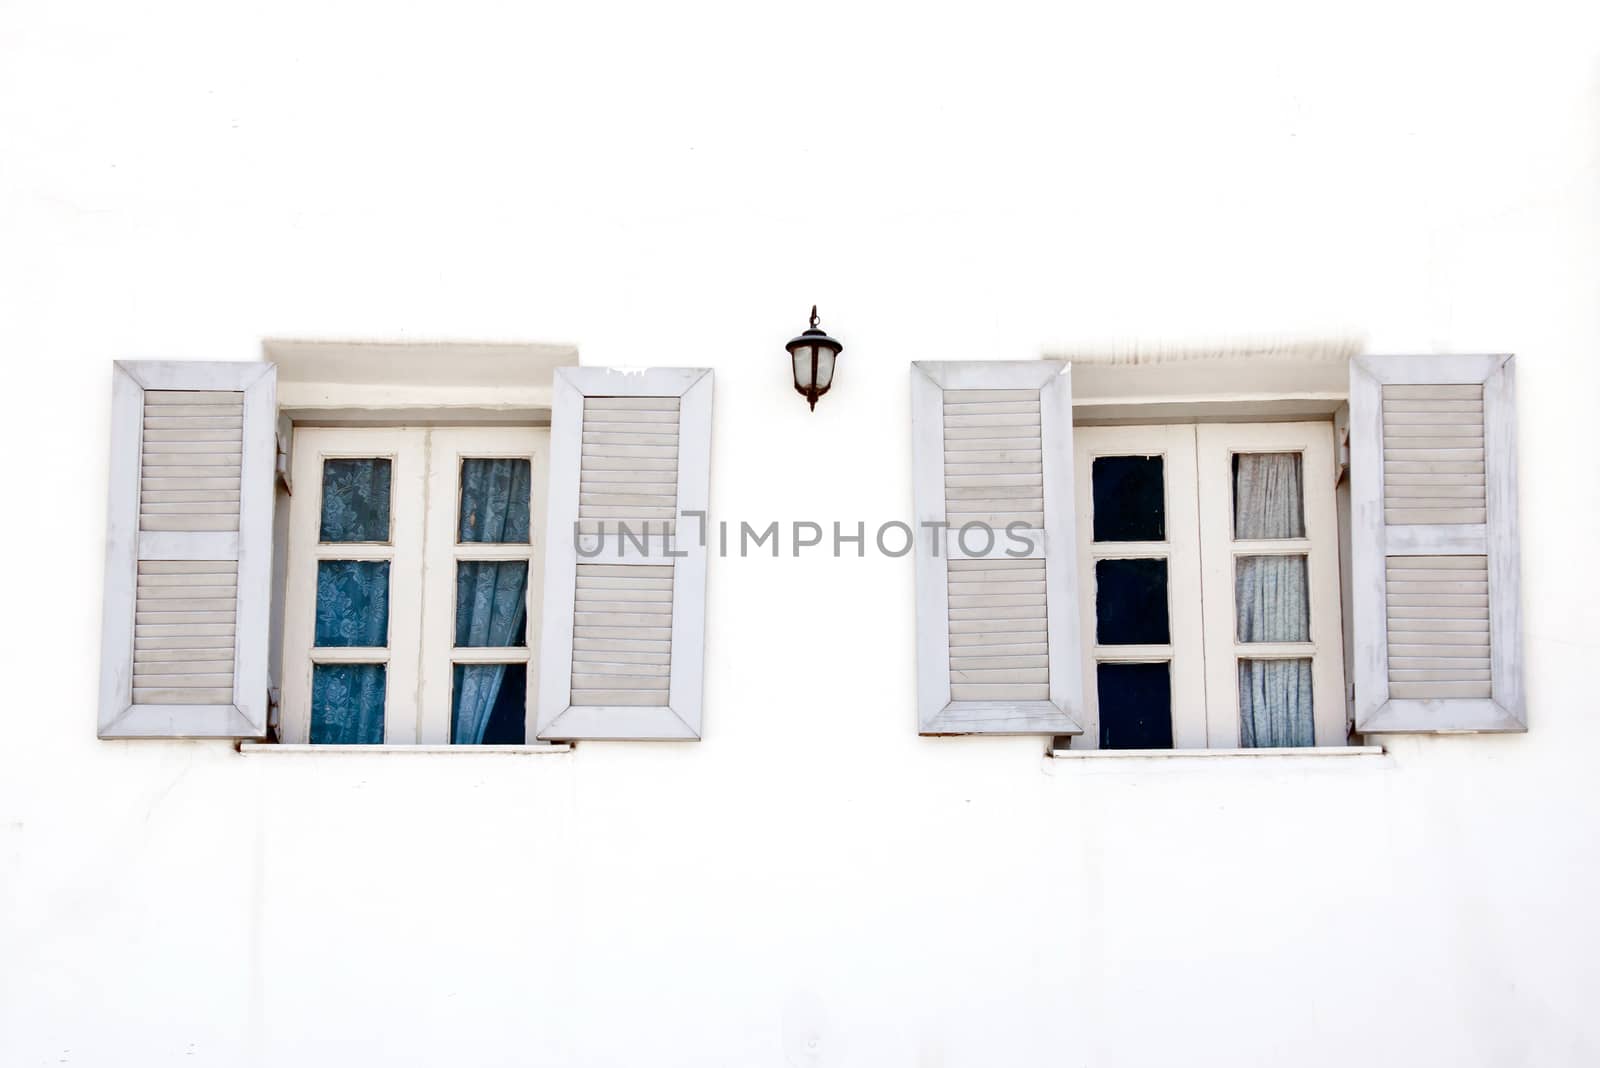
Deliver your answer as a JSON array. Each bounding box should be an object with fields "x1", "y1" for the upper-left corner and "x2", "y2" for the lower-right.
[
  {"x1": 1196, "y1": 421, "x2": 1346, "y2": 747},
  {"x1": 1070, "y1": 420, "x2": 1347, "y2": 748},
  {"x1": 280, "y1": 425, "x2": 549, "y2": 744},
  {"x1": 1072, "y1": 424, "x2": 1206, "y2": 748}
]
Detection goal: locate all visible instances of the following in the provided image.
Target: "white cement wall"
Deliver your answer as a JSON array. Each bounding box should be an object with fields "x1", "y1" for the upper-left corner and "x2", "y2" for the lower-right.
[{"x1": 3, "y1": 2, "x2": 1600, "y2": 1064}]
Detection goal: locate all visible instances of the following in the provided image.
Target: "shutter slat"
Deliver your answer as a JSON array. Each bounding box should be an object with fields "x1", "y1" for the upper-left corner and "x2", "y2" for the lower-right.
[
  {"x1": 921, "y1": 374, "x2": 1081, "y2": 725},
  {"x1": 582, "y1": 396, "x2": 682, "y2": 411},
  {"x1": 132, "y1": 687, "x2": 235, "y2": 704},
  {"x1": 1380, "y1": 382, "x2": 1491, "y2": 537},
  {"x1": 950, "y1": 683, "x2": 1050, "y2": 701},
  {"x1": 139, "y1": 390, "x2": 246, "y2": 533},
  {"x1": 570, "y1": 690, "x2": 673, "y2": 705},
  {"x1": 568, "y1": 561, "x2": 676, "y2": 707},
  {"x1": 942, "y1": 491, "x2": 1050, "y2": 704},
  {"x1": 130, "y1": 560, "x2": 238, "y2": 705},
  {"x1": 1383, "y1": 551, "x2": 1492, "y2": 700}
]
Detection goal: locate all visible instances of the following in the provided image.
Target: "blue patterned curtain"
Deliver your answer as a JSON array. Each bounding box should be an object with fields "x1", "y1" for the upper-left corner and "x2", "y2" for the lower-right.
[
  {"x1": 311, "y1": 559, "x2": 391, "y2": 744},
  {"x1": 310, "y1": 457, "x2": 393, "y2": 745},
  {"x1": 311, "y1": 665, "x2": 388, "y2": 744},
  {"x1": 452, "y1": 459, "x2": 531, "y2": 743}
]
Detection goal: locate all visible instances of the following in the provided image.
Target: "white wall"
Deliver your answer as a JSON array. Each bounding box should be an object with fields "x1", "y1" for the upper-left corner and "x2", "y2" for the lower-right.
[{"x1": 4, "y1": 2, "x2": 1600, "y2": 1064}]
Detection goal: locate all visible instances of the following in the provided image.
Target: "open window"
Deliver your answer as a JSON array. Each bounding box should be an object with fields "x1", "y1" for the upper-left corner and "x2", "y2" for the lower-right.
[
  {"x1": 98, "y1": 348, "x2": 715, "y2": 744},
  {"x1": 278, "y1": 427, "x2": 548, "y2": 744},
  {"x1": 912, "y1": 346, "x2": 1524, "y2": 747},
  {"x1": 1071, "y1": 421, "x2": 1346, "y2": 749}
]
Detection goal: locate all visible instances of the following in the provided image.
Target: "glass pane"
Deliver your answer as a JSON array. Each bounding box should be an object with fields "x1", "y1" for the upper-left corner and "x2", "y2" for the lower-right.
[
  {"x1": 1095, "y1": 558, "x2": 1170, "y2": 645},
  {"x1": 1233, "y1": 452, "x2": 1304, "y2": 539},
  {"x1": 451, "y1": 663, "x2": 527, "y2": 744},
  {"x1": 459, "y1": 459, "x2": 532, "y2": 544},
  {"x1": 311, "y1": 664, "x2": 386, "y2": 744},
  {"x1": 1235, "y1": 555, "x2": 1309, "y2": 642},
  {"x1": 1097, "y1": 662, "x2": 1173, "y2": 749},
  {"x1": 319, "y1": 458, "x2": 392, "y2": 542},
  {"x1": 315, "y1": 561, "x2": 390, "y2": 647},
  {"x1": 455, "y1": 561, "x2": 529, "y2": 647},
  {"x1": 1238, "y1": 658, "x2": 1314, "y2": 746},
  {"x1": 1092, "y1": 455, "x2": 1164, "y2": 542}
]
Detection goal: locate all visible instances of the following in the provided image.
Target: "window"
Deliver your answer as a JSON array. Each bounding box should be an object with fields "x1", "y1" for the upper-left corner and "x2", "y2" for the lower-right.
[
  {"x1": 278, "y1": 427, "x2": 549, "y2": 744},
  {"x1": 1072, "y1": 421, "x2": 1346, "y2": 749},
  {"x1": 97, "y1": 357, "x2": 716, "y2": 743}
]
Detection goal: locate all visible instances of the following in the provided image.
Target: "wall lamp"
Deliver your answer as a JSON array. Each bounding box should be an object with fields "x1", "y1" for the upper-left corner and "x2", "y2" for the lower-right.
[{"x1": 785, "y1": 305, "x2": 844, "y2": 411}]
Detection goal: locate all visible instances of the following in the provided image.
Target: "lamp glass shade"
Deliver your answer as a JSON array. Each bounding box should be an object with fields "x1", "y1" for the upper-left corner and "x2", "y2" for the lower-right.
[
  {"x1": 792, "y1": 345, "x2": 818, "y2": 390},
  {"x1": 814, "y1": 348, "x2": 835, "y2": 392}
]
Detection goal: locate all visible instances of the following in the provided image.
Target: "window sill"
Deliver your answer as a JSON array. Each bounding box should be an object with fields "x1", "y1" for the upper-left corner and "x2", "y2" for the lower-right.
[
  {"x1": 1049, "y1": 745, "x2": 1387, "y2": 764},
  {"x1": 238, "y1": 743, "x2": 571, "y2": 756}
]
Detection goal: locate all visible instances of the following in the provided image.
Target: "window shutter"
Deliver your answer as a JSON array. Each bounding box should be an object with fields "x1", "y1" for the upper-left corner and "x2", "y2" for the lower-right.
[
  {"x1": 536, "y1": 367, "x2": 712, "y2": 740},
  {"x1": 1349, "y1": 354, "x2": 1523, "y2": 732},
  {"x1": 910, "y1": 361, "x2": 1085, "y2": 734},
  {"x1": 98, "y1": 361, "x2": 277, "y2": 738}
]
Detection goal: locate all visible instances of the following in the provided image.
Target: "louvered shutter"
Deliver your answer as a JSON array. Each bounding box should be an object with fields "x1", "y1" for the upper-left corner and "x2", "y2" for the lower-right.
[
  {"x1": 535, "y1": 367, "x2": 712, "y2": 740},
  {"x1": 910, "y1": 361, "x2": 1085, "y2": 734},
  {"x1": 1349, "y1": 354, "x2": 1524, "y2": 732},
  {"x1": 98, "y1": 361, "x2": 277, "y2": 738}
]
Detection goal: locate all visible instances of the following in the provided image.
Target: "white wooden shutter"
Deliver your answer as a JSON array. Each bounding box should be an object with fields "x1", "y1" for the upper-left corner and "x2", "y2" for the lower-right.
[
  {"x1": 536, "y1": 367, "x2": 712, "y2": 740},
  {"x1": 910, "y1": 361, "x2": 1085, "y2": 734},
  {"x1": 1349, "y1": 354, "x2": 1523, "y2": 732},
  {"x1": 98, "y1": 361, "x2": 277, "y2": 738}
]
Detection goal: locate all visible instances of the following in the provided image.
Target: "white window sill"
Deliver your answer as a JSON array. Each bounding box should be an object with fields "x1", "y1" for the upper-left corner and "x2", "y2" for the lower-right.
[
  {"x1": 1050, "y1": 745, "x2": 1386, "y2": 762},
  {"x1": 238, "y1": 743, "x2": 571, "y2": 756}
]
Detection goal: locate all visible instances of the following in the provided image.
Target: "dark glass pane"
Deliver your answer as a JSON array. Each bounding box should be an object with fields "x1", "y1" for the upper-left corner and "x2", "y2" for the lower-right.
[
  {"x1": 1097, "y1": 662, "x2": 1173, "y2": 749},
  {"x1": 459, "y1": 458, "x2": 532, "y2": 544},
  {"x1": 452, "y1": 663, "x2": 527, "y2": 744},
  {"x1": 1235, "y1": 555, "x2": 1310, "y2": 642},
  {"x1": 310, "y1": 664, "x2": 386, "y2": 744},
  {"x1": 455, "y1": 561, "x2": 529, "y2": 647},
  {"x1": 1238, "y1": 658, "x2": 1314, "y2": 747},
  {"x1": 1092, "y1": 455, "x2": 1165, "y2": 542},
  {"x1": 1095, "y1": 558, "x2": 1170, "y2": 645},
  {"x1": 1233, "y1": 453, "x2": 1304, "y2": 539},
  {"x1": 319, "y1": 458, "x2": 392, "y2": 542},
  {"x1": 315, "y1": 561, "x2": 390, "y2": 647}
]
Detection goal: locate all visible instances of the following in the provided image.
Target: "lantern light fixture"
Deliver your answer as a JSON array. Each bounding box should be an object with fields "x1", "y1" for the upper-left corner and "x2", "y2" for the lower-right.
[{"x1": 785, "y1": 305, "x2": 844, "y2": 411}]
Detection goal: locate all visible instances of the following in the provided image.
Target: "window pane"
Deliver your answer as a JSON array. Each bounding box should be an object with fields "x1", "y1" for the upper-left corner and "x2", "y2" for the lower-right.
[
  {"x1": 1238, "y1": 658, "x2": 1314, "y2": 746},
  {"x1": 1095, "y1": 558, "x2": 1170, "y2": 645},
  {"x1": 1092, "y1": 455, "x2": 1164, "y2": 542},
  {"x1": 311, "y1": 664, "x2": 386, "y2": 744},
  {"x1": 1097, "y1": 662, "x2": 1173, "y2": 749},
  {"x1": 315, "y1": 561, "x2": 390, "y2": 647},
  {"x1": 451, "y1": 663, "x2": 527, "y2": 744},
  {"x1": 1235, "y1": 555, "x2": 1309, "y2": 642},
  {"x1": 459, "y1": 458, "x2": 532, "y2": 544},
  {"x1": 456, "y1": 561, "x2": 529, "y2": 647},
  {"x1": 319, "y1": 458, "x2": 392, "y2": 542},
  {"x1": 1233, "y1": 452, "x2": 1304, "y2": 539}
]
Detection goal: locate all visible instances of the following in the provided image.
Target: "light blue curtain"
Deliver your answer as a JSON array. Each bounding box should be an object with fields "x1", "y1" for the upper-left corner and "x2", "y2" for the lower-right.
[
  {"x1": 452, "y1": 459, "x2": 531, "y2": 744},
  {"x1": 311, "y1": 665, "x2": 387, "y2": 744},
  {"x1": 315, "y1": 560, "x2": 390, "y2": 647},
  {"x1": 310, "y1": 561, "x2": 390, "y2": 743},
  {"x1": 1234, "y1": 453, "x2": 1314, "y2": 747},
  {"x1": 310, "y1": 480, "x2": 392, "y2": 744},
  {"x1": 459, "y1": 458, "x2": 531, "y2": 543},
  {"x1": 319, "y1": 458, "x2": 392, "y2": 542}
]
